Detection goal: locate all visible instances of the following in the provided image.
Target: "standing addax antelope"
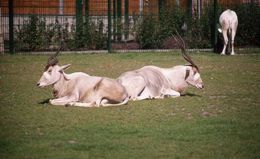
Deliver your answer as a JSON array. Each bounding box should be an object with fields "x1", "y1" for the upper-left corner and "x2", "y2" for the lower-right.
[
  {"x1": 37, "y1": 52, "x2": 129, "y2": 107},
  {"x1": 218, "y1": 9, "x2": 238, "y2": 55}
]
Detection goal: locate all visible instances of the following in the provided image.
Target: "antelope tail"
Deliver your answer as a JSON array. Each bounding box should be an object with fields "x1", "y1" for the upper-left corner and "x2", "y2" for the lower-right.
[{"x1": 218, "y1": 28, "x2": 223, "y2": 33}]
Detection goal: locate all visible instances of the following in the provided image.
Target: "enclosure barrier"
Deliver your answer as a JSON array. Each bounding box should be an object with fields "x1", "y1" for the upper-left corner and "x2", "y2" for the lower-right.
[
  {"x1": 0, "y1": 0, "x2": 259, "y2": 53},
  {"x1": 0, "y1": 8, "x2": 4, "y2": 53}
]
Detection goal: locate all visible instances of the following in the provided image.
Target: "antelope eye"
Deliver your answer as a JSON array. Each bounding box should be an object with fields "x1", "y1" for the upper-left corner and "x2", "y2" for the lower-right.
[{"x1": 48, "y1": 69, "x2": 52, "y2": 74}]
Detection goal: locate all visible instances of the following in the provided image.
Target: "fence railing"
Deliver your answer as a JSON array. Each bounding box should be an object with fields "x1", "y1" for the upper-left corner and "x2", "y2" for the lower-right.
[{"x1": 0, "y1": 0, "x2": 259, "y2": 53}]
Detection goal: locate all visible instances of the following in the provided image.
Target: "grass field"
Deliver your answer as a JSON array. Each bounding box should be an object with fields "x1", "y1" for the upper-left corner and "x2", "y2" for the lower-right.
[{"x1": 0, "y1": 51, "x2": 259, "y2": 159}]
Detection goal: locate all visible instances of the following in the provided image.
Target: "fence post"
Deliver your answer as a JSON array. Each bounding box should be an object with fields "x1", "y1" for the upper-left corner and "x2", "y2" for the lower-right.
[
  {"x1": 8, "y1": 0, "x2": 14, "y2": 54},
  {"x1": 197, "y1": 0, "x2": 201, "y2": 19},
  {"x1": 158, "y1": 0, "x2": 165, "y2": 20},
  {"x1": 76, "y1": 0, "x2": 83, "y2": 47},
  {"x1": 85, "y1": 0, "x2": 89, "y2": 21},
  {"x1": 0, "y1": 8, "x2": 4, "y2": 53},
  {"x1": 124, "y1": 0, "x2": 129, "y2": 40},
  {"x1": 113, "y1": 0, "x2": 116, "y2": 41},
  {"x1": 187, "y1": 0, "x2": 192, "y2": 17},
  {"x1": 107, "y1": 0, "x2": 112, "y2": 52},
  {"x1": 213, "y1": 0, "x2": 218, "y2": 53},
  {"x1": 185, "y1": 0, "x2": 192, "y2": 36},
  {"x1": 59, "y1": 0, "x2": 64, "y2": 15},
  {"x1": 117, "y1": 0, "x2": 122, "y2": 41}
]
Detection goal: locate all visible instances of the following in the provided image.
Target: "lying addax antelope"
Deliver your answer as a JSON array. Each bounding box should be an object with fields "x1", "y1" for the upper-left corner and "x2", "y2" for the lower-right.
[
  {"x1": 37, "y1": 52, "x2": 128, "y2": 107},
  {"x1": 218, "y1": 9, "x2": 238, "y2": 55},
  {"x1": 117, "y1": 34, "x2": 204, "y2": 100}
]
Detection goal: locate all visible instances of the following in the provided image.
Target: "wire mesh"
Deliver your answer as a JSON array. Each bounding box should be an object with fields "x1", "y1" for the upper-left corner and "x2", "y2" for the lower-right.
[{"x1": 0, "y1": 0, "x2": 259, "y2": 53}]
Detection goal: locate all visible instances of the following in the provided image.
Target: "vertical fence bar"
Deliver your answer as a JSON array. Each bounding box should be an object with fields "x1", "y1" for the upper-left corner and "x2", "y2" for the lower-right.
[
  {"x1": 113, "y1": 0, "x2": 116, "y2": 41},
  {"x1": 85, "y1": 0, "x2": 89, "y2": 21},
  {"x1": 76, "y1": 0, "x2": 83, "y2": 47},
  {"x1": 213, "y1": 0, "x2": 218, "y2": 52},
  {"x1": 124, "y1": 0, "x2": 129, "y2": 40},
  {"x1": 139, "y1": 0, "x2": 143, "y2": 16},
  {"x1": 8, "y1": 0, "x2": 14, "y2": 54},
  {"x1": 197, "y1": 0, "x2": 201, "y2": 19},
  {"x1": 84, "y1": 0, "x2": 89, "y2": 43},
  {"x1": 185, "y1": 0, "x2": 192, "y2": 34},
  {"x1": 107, "y1": 0, "x2": 112, "y2": 52},
  {"x1": 59, "y1": 0, "x2": 64, "y2": 15},
  {"x1": 0, "y1": 8, "x2": 4, "y2": 53},
  {"x1": 158, "y1": 0, "x2": 165, "y2": 20},
  {"x1": 187, "y1": 0, "x2": 192, "y2": 17},
  {"x1": 117, "y1": 0, "x2": 122, "y2": 41}
]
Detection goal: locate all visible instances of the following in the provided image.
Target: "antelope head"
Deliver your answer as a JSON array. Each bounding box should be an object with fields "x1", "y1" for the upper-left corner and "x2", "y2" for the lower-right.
[
  {"x1": 37, "y1": 49, "x2": 70, "y2": 87},
  {"x1": 173, "y1": 32, "x2": 204, "y2": 89}
]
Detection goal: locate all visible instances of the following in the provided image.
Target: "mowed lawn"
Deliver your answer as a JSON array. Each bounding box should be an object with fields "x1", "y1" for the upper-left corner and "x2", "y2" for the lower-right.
[{"x1": 0, "y1": 51, "x2": 259, "y2": 159}]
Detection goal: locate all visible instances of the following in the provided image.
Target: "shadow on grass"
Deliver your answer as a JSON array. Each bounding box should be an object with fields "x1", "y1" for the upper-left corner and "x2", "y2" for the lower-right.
[
  {"x1": 37, "y1": 93, "x2": 201, "y2": 105},
  {"x1": 182, "y1": 92, "x2": 202, "y2": 97},
  {"x1": 38, "y1": 98, "x2": 50, "y2": 105}
]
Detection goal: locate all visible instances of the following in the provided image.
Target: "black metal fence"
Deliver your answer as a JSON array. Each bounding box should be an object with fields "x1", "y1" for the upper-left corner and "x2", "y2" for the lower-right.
[{"x1": 0, "y1": 0, "x2": 259, "y2": 53}]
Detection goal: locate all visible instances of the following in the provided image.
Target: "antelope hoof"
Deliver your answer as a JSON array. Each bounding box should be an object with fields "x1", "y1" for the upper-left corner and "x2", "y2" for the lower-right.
[
  {"x1": 66, "y1": 102, "x2": 75, "y2": 107},
  {"x1": 49, "y1": 99, "x2": 54, "y2": 105}
]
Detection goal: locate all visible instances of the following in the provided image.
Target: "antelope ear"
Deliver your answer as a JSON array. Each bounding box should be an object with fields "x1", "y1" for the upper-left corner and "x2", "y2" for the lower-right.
[
  {"x1": 63, "y1": 73, "x2": 71, "y2": 80},
  {"x1": 59, "y1": 64, "x2": 71, "y2": 71},
  {"x1": 59, "y1": 64, "x2": 71, "y2": 80}
]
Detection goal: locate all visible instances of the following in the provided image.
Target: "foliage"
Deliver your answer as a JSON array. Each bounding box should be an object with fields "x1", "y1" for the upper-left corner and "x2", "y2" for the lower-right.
[
  {"x1": 185, "y1": 6, "x2": 216, "y2": 49},
  {"x1": 136, "y1": 15, "x2": 160, "y2": 49},
  {"x1": 14, "y1": 16, "x2": 107, "y2": 51},
  {"x1": 0, "y1": 52, "x2": 260, "y2": 158},
  {"x1": 135, "y1": 2, "x2": 260, "y2": 49},
  {"x1": 232, "y1": 3, "x2": 260, "y2": 46},
  {"x1": 13, "y1": 3, "x2": 260, "y2": 51},
  {"x1": 15, "y1": 15, "x2": 48, "y2": 51},
  {"x1": 135, "y1": 7, "x2": 185, "y2": 49},
  {"x1": 82, "y1": 19, "x2": 107, "y2": 50},
  {"x1": 136, "y1": 6, "x2": 213, "y2": 49}
]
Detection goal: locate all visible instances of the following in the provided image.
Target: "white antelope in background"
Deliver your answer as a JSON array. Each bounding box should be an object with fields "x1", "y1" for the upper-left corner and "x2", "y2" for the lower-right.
[
  {"x1": 117, "y1": 34, "x2": 204, "y2": 100},
  {"x1": 37, "y1": 52, "x2": 129, "y2": 107},
  {"x1": 218, "y1": 9, "x2": 238, "y2": 55}
]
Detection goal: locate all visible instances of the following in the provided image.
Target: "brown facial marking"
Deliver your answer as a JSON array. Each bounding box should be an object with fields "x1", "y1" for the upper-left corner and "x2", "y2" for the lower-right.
[{"x1": 185, "y1": 69, "x2": 190, "y2": 80}]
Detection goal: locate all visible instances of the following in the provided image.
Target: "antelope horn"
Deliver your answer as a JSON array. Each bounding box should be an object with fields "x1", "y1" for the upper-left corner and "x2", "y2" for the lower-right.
[
  {"x1": 172, "y1": 31, "x2": 199, "y2": 72},
  {"x1": 45, "y1": 47, "x2": 62, "y2": 70}
]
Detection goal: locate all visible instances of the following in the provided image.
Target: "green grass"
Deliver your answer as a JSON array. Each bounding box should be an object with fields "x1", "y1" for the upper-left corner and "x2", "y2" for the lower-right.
[{"x1": 0, "y1": 52, "x2": 260, "y2": 159}]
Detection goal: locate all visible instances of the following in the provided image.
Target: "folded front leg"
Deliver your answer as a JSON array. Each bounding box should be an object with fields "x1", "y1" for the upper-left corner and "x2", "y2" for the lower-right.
[
  {"x1": 49, "y1": 96, "x2": 76, "y2": 106},
  {"x1": 163, "y1": 89, "x2": 181, "y2": 98}
]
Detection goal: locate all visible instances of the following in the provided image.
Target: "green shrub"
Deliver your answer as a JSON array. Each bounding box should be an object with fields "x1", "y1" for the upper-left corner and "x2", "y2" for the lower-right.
[
  {"x1": 82, "y1": 19, "x2": 107, "y2": 50},
  {"x1": 233, "y1": 3, "x2": 260, "y2": 46},
  {"x1": 158, "y1": 7, "x2": 185, "y2": 38},
  {"x1": 136, "y1": 15, "x2": 161, "y2": 49},
  {"x1": 15, "y1": 16, "x2": 69, "y2": 51},
  {"x1": 136, "y1": 2, "x2": 260, "y2": 49},
  {"x1": 136, "y1": 6, "x2": 213, "y2": 49},
  {"x1": 15, "y1": 15, "x2": 49, "y2": 51},
  {"x1": 14, "y1": 16, "x2": 107, "y2": 51},
  {"x1": 65, "y1": 18, "x2": 107, "y2": 50},
  {"x1": 186, "y1": 6, "x2": 214, "y2": 48},
  {"x1": 14, "y1": 2, "x2": 260, "y2": 51}
]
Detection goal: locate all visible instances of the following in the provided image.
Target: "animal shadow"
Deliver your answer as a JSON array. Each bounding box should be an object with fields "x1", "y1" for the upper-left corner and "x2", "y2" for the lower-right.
[
  {"x1": 38, "y1": 98, "x2": 50, "y2": 105},
  {"x1": 181, "y1": 92, "x2": 201, "y2": 97}
]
